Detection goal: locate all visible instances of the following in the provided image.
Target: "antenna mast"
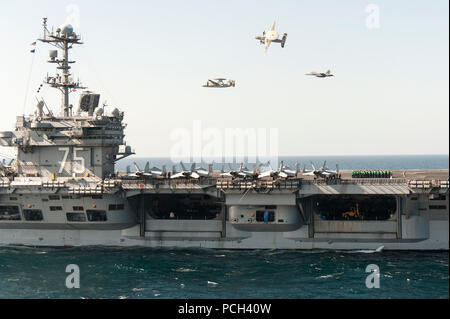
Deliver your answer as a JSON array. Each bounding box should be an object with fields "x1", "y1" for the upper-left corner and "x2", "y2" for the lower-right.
[{"x1": 38, "y1": 17, "x2": 86, "y2": 117}]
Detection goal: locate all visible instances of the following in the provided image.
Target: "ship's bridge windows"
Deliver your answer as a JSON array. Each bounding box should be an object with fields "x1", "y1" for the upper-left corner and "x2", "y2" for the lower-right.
[
  {"x1": 0, "y1": 205, "x2": 21, "y2": 221},
  {"x1": 92, "y1": 195, "x2": 103, "y2": 199},
  {"x1": 86, "y1": 210, "x2": 107, "y2": 221},
  {"x1": 50, "y1": 206, "x2": 63, "y2": 211},
  {"x1": 23, "y1": 209, "x2": 43, "y2": 221},
  {"x1": 9, "y1": 197, "x2": 18, "y2": 201},
  {"x1": 108, "y1": 204, "x2": 124, "y2": 211},
  {"x1": 256, "y1": 210, "x2": 275, "y2": 222},
  {"x1": 49, "y1": 195, "x2": 60, "y2": 200},
  {"x1": 66, "y1": 212, "x2": 86, "y2": 222},
  {"x1": 73, "y1": 206, "x2": 84, "y2": 211}
]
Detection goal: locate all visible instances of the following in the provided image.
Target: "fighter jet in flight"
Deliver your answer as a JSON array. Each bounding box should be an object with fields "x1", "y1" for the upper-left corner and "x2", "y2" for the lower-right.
[
  {"x1": 203, "y1": 78, "x2": 235, "y2": 88},
  {"x1": 305, "y1": 70, "x2": 334, "y2": 78},
  {"x1": 255, "y1": 21, "x2": 287, "y2": 53}
]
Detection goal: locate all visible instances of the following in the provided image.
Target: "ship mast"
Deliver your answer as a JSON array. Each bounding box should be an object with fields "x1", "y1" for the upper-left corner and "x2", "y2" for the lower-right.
[{"x1": 39, "y1": 17, "x2": 86, "y2": 117}]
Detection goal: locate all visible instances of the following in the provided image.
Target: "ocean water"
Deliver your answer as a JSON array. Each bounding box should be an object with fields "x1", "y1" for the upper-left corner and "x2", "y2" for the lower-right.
[{"x1": 0, "y1": 247, "x2": 448, "y2": 299}]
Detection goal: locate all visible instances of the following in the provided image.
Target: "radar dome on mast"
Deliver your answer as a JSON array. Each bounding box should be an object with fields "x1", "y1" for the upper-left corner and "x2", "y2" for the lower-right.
[{"x1": 60, "y1": 24, "x2": 74, "y2": 36}]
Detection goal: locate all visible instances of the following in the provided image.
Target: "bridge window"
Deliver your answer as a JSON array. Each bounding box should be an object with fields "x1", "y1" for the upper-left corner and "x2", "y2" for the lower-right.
[
  {"x1": 0, "y1": 205, "x2": 21, "y2": 221},
  {"x1": 73, "y1": 206, "x2": 84, "y2": 211},
  {"x1": 86, "y1": 210, "x2": 107, "y2": 221},
  {"x1": 66, "y1": 212, "x2": 86, "y2": 222},
  {"x1": 49, "y1": 195, "x2": 60, "y2": 200},
  {"x1": 9, "y1": 197, "x2": 18, "y2": 201},
  {"x1": 50, "y1": 206, "x2": 63, "y2": 211},
  {"x1": 23, "y1": 209, "x2": 44, "y2": 221}
]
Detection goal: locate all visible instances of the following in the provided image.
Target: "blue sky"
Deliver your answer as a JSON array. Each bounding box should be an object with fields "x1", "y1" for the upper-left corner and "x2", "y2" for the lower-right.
[{"x1": 0, "y1": 0, "x2": 448, "y2": 157}]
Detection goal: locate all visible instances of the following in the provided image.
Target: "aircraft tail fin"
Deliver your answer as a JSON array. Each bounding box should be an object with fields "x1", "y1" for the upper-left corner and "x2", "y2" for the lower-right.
[
  {"x1": 256, "y1": 162, "x2": 263, "y2": 173},
  {"x1": 172, "y1": 165, "x2": 177, "y2": 174},
  {"x1": 134, "y1": 162, "x2": 140, "y2": 172},
  {"x1": 144, "y1": 161, "x2": 150, "y2": 173},
  {"x1": 162, "y1": 165, "x2": 166, "y2": 175},
  {"x1": 326, "y1": 70, "x2": 331, "y2": 75},
  {"x1": 190, "y1": 163, "x2": 196, "y2": 172},
  {"x1": 180, "y1": 161, "x2": 187, "y2": 171},
  {"x1": 281, "y1": 33, "x2": 287, "y2": 48},
  {"x1": 208, "y1": 164, "x2": 213, "y2": 174},
  {"x1": 126, "y1": 165, "x2": 131, "y2": 174},
  {"x1": 375, "y1": 246, "x2": 384, "y2": 252},
  {"x1": 310, "y1": 161, "x2": 316, "y2": 171},
  {"x1": 296, "y1": 163, "x2": 300, "y2": 174}
]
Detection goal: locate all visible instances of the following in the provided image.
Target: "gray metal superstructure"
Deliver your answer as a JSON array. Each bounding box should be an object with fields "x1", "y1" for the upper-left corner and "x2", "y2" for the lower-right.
[{"x1": 0, "y1": 19, "x2": 448, "y2": 249}]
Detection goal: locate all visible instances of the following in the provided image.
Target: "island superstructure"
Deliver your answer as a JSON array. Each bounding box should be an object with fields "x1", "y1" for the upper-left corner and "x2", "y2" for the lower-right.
[{"x1": 0, "y1": 19, "x2": 448, "y2": 249}]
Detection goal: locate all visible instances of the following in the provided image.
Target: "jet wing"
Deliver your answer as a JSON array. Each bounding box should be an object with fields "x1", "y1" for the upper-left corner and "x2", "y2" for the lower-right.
[
  {"x1": 221, "y1": 172, "x2": 233, "y2": 177},
  {"x1": 207, "y1": 80, "x2": 219, "y2": 86},
  {"x1": 258, "y1": 171, "x2": 272, "y2": 179},
  {"x1": 170, "y1": 172, "x2": 185, "y2": 179},
  {"x1": 278, "y1": 171, "x2": 288, "y2": 178},
  {"x1": 190, "y1": 172, "x2": 200, "y2": 179}
]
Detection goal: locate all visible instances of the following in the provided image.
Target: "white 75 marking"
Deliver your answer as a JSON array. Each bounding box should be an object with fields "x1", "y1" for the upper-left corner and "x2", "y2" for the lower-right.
[{"x1": 58, "y1": 147, "x2": 86, "y2": 174}]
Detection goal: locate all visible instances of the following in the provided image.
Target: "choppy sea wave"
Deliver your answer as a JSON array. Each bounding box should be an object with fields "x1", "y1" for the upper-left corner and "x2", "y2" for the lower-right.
[{"x1": 0, "y1": 247, "x2": 448, "y2": 299}]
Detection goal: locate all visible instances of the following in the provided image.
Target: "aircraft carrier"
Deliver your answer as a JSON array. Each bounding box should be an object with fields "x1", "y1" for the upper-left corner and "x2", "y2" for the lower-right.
[{"x1": 0, "y1": 19, "x2": 448, "y2": 250}]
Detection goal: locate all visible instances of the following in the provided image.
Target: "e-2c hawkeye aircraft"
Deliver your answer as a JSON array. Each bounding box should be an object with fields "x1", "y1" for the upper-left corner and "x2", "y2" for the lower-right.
[
  {"x1": 255, "y1": 21, "x2": 287, "y2": 53},
  {"x1": 203, "y1": 78, "x2": 235, "y2": 88}
]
